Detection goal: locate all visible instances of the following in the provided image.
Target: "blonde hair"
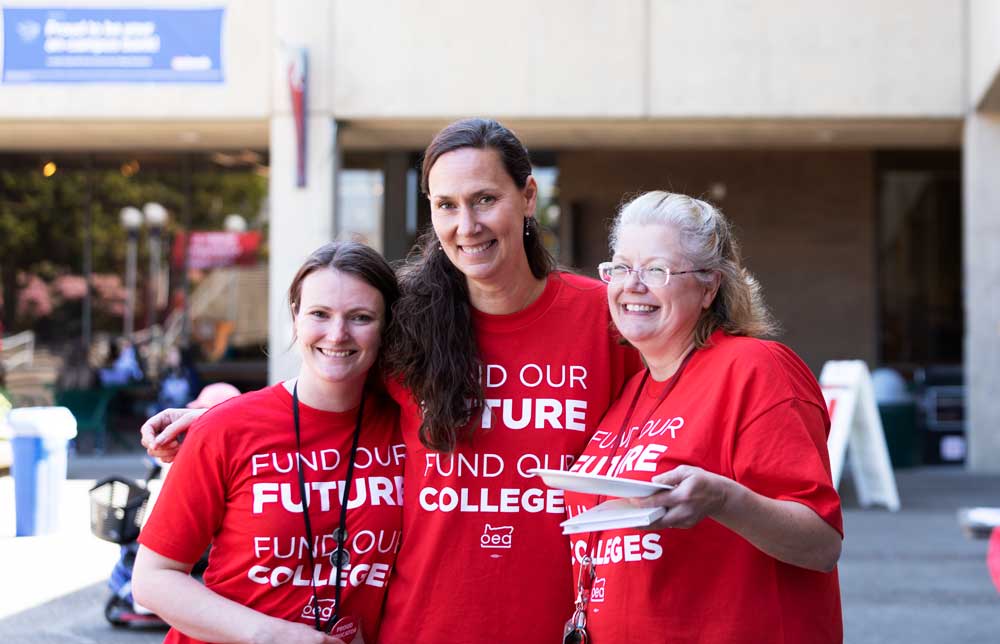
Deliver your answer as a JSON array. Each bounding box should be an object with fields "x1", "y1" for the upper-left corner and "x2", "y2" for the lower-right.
[{"x1": 610, "y1": 191, "x2": 779, "y2": 346}]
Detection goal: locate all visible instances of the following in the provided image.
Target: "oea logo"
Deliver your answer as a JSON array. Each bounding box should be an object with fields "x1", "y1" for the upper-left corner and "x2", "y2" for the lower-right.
[
  {"x1": 480, "y1": 524, "x2": 514, "y2": 549},
  {"x1": 300, "y1": 598, "x2": 336, "y2": 621},
  {"x1": 590, "y1": 577, "x2": 606, "y2": 603}
]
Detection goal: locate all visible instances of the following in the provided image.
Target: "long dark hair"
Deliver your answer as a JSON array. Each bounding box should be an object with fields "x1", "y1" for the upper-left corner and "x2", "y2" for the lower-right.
[
  {"x1": 288, "y1": 241, "x2": 400, "y2": 374},
  {"x1": 385, "y1": 118, "x2": 555, "y2": 451}
]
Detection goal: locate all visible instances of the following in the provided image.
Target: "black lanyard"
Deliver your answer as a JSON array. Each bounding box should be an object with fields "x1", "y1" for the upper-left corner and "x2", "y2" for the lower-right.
[{"x1": 292, "y1": 382, "x2": 365, "y2": 634}]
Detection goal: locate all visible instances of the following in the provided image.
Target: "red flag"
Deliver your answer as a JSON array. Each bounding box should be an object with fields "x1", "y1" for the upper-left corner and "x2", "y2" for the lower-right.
[{"x1": 288, "y1": 49, "x2": 307, "y2": 187}]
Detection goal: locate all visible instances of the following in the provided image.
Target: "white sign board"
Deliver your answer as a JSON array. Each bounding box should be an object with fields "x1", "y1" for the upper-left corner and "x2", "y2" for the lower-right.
[{"x1": 820, "y1": 360, "x2": 900, "y2": 511}]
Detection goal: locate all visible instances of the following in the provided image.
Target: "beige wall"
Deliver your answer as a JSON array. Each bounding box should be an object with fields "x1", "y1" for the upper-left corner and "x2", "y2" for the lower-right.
[
  {"x1": 0, "y1": 0, "x2": 968, "y2": 149},
  {"x1": 970, "y1": 0, "x2": 1000, "y2": 109},
  {"x1": 964, "y1": 113, "x2": 1000, "y2": 473},
  {"x1": 332, "y1": 0, "x2": 646, "y2": 118},
  {"x1": 334, "y1": 0, "x2": 964, "y2": 120},
  {"x1": 649, "y1": 0, "x2": 963, "y2": 117},
  {"x1": 0, "y1": 0, "x2": 969, "y2": 123},
  {"x1": 558, "y1": 149, "x2": 877, "y2": 372}
]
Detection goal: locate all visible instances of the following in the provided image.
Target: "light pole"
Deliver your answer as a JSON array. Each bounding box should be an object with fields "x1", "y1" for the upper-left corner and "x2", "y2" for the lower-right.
[
  {"x1": 223, "y1": 214, "x2": 248, "y2": 326},
  {"x1": 224, "y1": 213, "x2": 247, "y2": 233},
  {"x1": 143, "y1": 202, "x2": 168, "y2": 330},
  {"x1": 119, "y1": 207, "x2": 143, "y2": 339}
]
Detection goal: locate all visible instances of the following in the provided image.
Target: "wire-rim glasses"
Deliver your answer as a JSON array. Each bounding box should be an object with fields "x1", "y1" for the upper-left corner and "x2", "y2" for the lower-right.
[{"x1": 597, "y1": 262, "x2": 709, "y2": 287}]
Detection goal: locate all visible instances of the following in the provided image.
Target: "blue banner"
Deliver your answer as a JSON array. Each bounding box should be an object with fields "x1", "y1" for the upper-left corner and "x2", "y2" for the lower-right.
[{"x1": 2, "y1": 7, "x2": 224, "y2": 83}]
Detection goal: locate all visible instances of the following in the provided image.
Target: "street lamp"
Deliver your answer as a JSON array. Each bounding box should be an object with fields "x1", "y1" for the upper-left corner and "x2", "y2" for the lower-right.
[
  {"x1": 223, "y1": 213, "x2": 247, "y2": 233},
  {"x1": 143, "y1": 202, "x2": 168, "y2": 329},
  {"x1": 119, "y1": 206, "x2": 143, "y2": 339},
  {"x1": 223, "y1": 214, "x2": 248, "y2": 326}
]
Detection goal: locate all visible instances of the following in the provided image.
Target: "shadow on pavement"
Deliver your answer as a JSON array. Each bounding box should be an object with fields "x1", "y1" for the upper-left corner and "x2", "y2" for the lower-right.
[{"x1": 0, "y1": 581, "x2": 166, "y2": 644}]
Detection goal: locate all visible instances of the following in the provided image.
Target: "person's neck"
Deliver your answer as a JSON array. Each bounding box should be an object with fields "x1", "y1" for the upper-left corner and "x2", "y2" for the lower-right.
[
  {"x1": 644, "y1": 337, "x2": 696, "y2": 382},
  {"x1": 467, "y1": 262, "x2": 547, "y2": 315},
  {"x1": 285, "y1": 372, "x2": 365, "y2": 412}
]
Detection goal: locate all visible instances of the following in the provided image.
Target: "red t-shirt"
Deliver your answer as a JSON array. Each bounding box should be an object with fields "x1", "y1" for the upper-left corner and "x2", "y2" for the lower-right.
[
  {"x1": 377, "y1": 272, "x2": 642, "y2": 644},
  {"x1": 139, "y1": 383, "x2": 405, "y2": 644},
  {"x1": 564, "y1": 331, "x2": 843, "y2": 644}
]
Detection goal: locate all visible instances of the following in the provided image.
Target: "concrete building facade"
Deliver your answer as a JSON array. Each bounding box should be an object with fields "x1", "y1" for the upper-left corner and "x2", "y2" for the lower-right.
[{"x1": 1, "y1": 0, "x2": 997, "y2": 471}]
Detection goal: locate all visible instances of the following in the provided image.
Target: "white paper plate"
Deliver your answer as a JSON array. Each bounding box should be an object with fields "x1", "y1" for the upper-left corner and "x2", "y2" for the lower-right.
[
  {"x1": 528, "y1": 468, "x2": 673, "y2": 498},
  {"x1": 560, "y1": 499, "x2": 666, "y2": 535}
]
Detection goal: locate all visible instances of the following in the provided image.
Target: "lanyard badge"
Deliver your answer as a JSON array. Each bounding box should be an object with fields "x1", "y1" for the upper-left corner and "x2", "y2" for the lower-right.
[
  {"x1": 563, "y1": 555, "x2": 595, "y2": 644},
  {"x1": 293, "y1": 382, "x2": 365, "y2": 636},
  {"x1": 563, "y1": 348, "x2": 697, "y2": 644}
]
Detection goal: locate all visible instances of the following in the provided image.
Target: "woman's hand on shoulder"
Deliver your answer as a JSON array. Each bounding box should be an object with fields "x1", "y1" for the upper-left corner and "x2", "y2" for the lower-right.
[
  {"x1": 630, "y1": 465, "x2": 733, "y2": 530},
  {"x1": 139, "y1": 407, "x2": 207, "y2": 462}
]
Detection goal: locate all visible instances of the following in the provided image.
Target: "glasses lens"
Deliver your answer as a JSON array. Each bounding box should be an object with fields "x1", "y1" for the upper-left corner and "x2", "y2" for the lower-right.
[
  {"x1": 641, "y1": 267, "x2": 669, "y2": 287},
  {"x1": 597, "y1": 263, "x2": 614, "y2": 283}
]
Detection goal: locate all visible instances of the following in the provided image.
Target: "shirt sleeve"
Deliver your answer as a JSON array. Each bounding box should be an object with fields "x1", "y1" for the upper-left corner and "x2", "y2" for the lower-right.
[
  {"x1": 731, "y1": 397, "x2": 844, "y2": 537},
  {"x1": 138, "y1": 417, "x2": 229, "y2": 563}
]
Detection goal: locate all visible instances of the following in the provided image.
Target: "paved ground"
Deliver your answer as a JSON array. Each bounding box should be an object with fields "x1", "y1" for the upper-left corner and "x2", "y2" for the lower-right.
[
  {"x1": 0, "y1": 454, "x2": 997, "y2": 643},
  {"x1": 838, "y1": 468, "x2": 1000, "y2": 643},
  {"x1": 0, "y1": 454, "x2": 164, "y2": 644}
]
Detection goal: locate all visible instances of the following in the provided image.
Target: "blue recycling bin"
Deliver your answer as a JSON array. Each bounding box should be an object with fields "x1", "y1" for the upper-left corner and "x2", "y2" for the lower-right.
[{"x1": 8, "y1": 407, "x2": 77, "y2": 536}]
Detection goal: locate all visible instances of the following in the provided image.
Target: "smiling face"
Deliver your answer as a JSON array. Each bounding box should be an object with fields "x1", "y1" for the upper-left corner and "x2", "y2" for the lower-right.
[
  {"x1": 427, "y1": 147, "x2": 537, "y2": 287},
  {"x1": 609, "y1": 223, "x2": 719, "y2": 364},
  {"x1": 293, "y1": 267, "x2": 385, "y2": 395}
]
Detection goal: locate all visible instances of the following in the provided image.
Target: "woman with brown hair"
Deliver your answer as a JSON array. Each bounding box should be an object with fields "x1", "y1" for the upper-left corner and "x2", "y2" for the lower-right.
[
  {"x1": 142, "y1": 118, "x2": 641, "y2": 644},
  {"x1": 134, "y1": 242, "x2": 404, "y2": 644},
  {"x1": 374, "y1": 119, "x2": 640, "y2": 643}
]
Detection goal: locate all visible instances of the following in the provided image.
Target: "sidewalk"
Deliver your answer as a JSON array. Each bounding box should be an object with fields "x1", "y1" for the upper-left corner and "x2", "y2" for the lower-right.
[
  {"x1": 0, "y1": 456, "x2": 998, "y2": 643},
  {"x1": 0, "y1": 452, "x2": 164, "y2": 644},
  {"x1": 838, "y1": 467, "x2": 1000, "y2": 643}
]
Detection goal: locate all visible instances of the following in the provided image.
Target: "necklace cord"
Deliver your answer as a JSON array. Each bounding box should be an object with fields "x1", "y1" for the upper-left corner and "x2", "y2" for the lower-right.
[
  {"x1": 580, "y1": 348, "x2": 697, "y2": 586},
  {"x1": 293, "y1": 382, "x2": 366, "y2": 634}
]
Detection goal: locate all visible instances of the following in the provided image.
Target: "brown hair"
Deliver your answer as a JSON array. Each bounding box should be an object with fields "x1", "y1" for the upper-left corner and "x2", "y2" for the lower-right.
[
  {"x1": 611, "y1": 191, "x2": 779, "y2": 346},
  {"x1": 288, "y1": 241, "x2": 400, "y2": 371},
  {"x1": 385, "y1": 118, "x2": 555, "y2": 452}
]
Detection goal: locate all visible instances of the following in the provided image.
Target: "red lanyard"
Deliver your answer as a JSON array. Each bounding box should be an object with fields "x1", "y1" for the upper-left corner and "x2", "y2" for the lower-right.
[
  {"x1": 578, "y1": 347, "x2": 697, "y2": 587},
  {"x1": 594, "y1": 347, "x2": 695, "y2": 507}
]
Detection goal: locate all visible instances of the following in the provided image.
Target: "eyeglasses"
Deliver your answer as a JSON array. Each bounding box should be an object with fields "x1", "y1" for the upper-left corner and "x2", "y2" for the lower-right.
[{"x1": 597, "y1": 262, "x2": 709, "y2": 287}]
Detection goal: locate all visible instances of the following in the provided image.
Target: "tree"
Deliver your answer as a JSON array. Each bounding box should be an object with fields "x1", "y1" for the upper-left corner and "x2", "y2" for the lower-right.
[{"x1": 0, "y1": 163, "x2": 267, "y2": 332}]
